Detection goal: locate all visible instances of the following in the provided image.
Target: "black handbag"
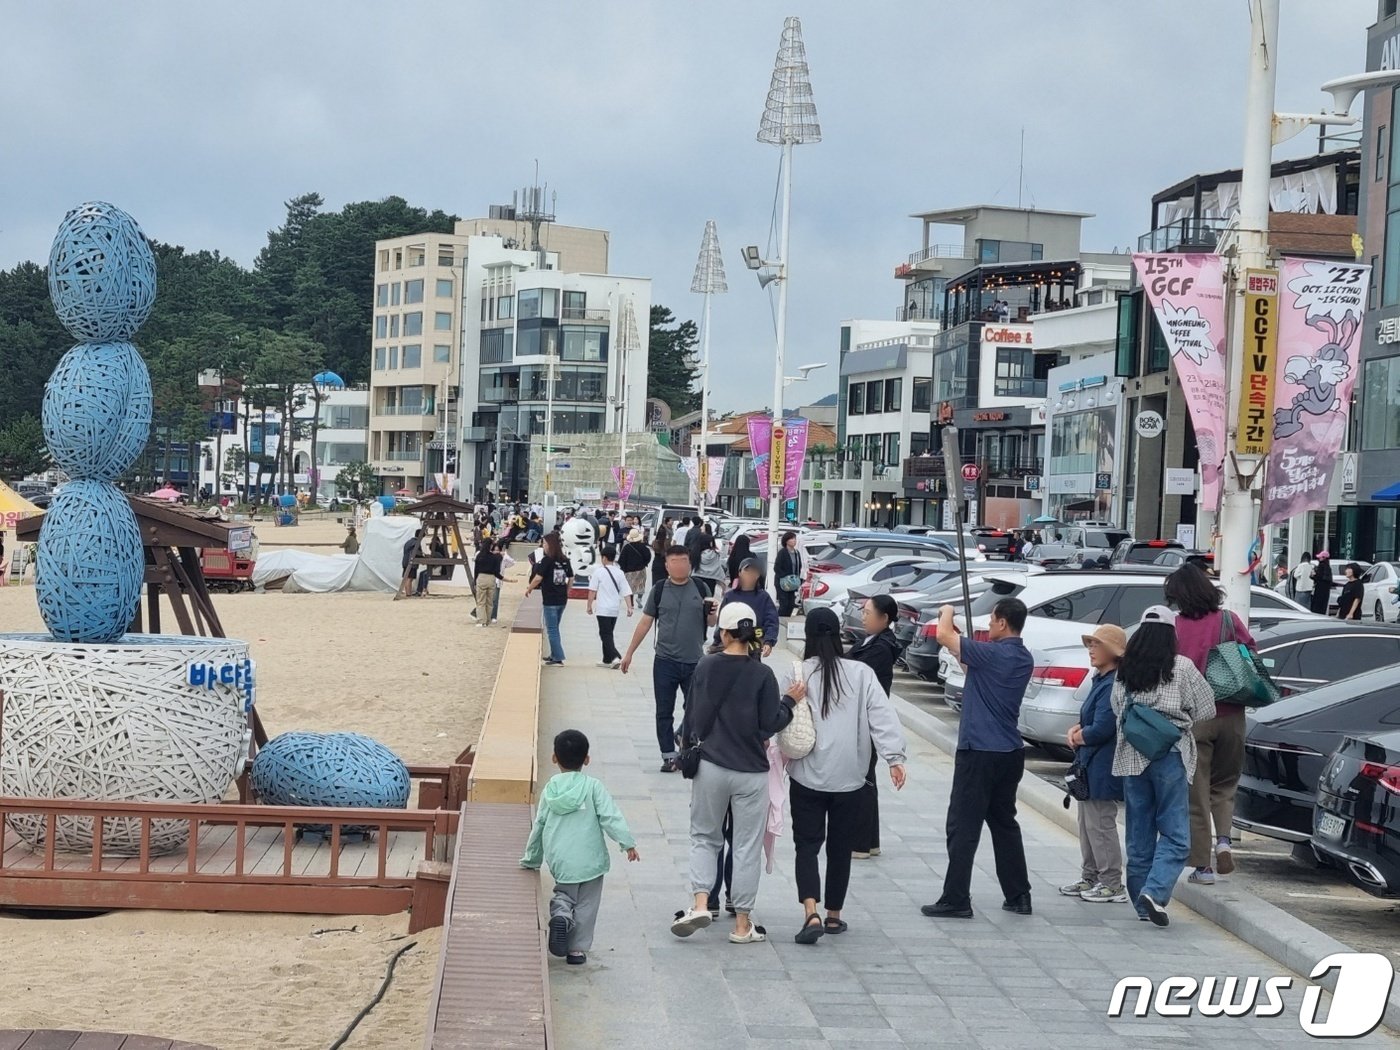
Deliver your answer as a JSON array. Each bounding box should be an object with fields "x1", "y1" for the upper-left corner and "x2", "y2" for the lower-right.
[
  {"x1": 677, "y1": 690, "x2": 722, "y2": 780},
  {"x1": 1062, "y1": 745, "x2": 1098, "y2": 807}
]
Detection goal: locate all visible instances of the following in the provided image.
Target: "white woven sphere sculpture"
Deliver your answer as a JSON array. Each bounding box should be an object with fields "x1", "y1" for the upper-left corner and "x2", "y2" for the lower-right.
[
  {"x1": 42, "y1": 341, "x2": 152, "y2": 479},
  {"x1": 47, "y1": 202, "x2": 157, "y2": 342},
  {"x1": 36, "y1": 480, "x2": 144, "y2": 643},
  {"x1": 0, "y1": 635, "x2": 251, "y2": 855}
]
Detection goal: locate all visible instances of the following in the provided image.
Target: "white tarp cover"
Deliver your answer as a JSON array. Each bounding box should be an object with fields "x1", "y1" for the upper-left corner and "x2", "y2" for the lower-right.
[{"x1": 253, "y1": 516, "x2": 421, "y2": 593}]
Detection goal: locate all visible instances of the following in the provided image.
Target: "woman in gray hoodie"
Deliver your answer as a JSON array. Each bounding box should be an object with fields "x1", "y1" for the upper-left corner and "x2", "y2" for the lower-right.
[{"x1": 787, "y1": 608, "x2": 908, "y2": 944}]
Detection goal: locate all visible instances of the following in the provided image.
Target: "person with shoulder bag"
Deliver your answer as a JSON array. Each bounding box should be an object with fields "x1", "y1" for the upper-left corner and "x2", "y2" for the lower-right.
[
  {"x1": 783, "y1": 608, "x2": 907, "y2": 945},
  {"x1": 670, "y1": 602, "x2": 798, "y2": 944},
  {"x1": 1164, "y1": 562, "x2": 1260, "y2": 886},
  {"x1": 1059, "y1": 624, "x2": 1126, "y2": 904},
  {"x1": 1111, "y1": 606, "x2": 1216, "y2": 927},
  {"x1": 774, "y1": 531, "x2": 803, "y2": 617},
  {"x1": 846, "y1": 594, "x2": 902, "y2": 860}
]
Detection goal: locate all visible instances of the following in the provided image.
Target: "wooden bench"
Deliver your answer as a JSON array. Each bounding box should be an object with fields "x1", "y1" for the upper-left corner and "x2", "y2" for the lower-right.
[
  {"x1": 0, "y1": 1032, "x2": 215, "y2": 1049},
  {"x1": 422, "y1": 803, "x2": 547, "y2": 1049},
  {"x1": 467, "y1": 592, "x2": 542, "y2": 805}
]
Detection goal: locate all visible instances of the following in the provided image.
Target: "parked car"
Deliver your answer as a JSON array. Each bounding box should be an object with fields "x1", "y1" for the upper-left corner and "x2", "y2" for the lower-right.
[
  {"x1": 1108, "y1": 538, "x2": 1184, "y2": 567},
  {"x1": 1016, "y1": 619, "x2": 1399, "y2": 759},
  {"x1": 839, "y1": 564, "x2": 965, "y2": 645},
  {"x1": 1360, "y1": 562, "x2": 1400, "y2": 623},
  {"x1": 1236, "y1": 660, "x2": 1400, "y2": 844},
  {"x1": 938, "y1": 569, "x2": 1312, "y2": 713},
  {"x1": 802, "y1": 532, "x2": 959, "y2": 580},
  {"x1": 900, "y1": 577, "x2": 1003, "y2": 681},
  {"x1": 1020, "y1": 525, "x2": 1132, "y2": 567},
  {"x1": 800, "y1": 554, "x2": 951, "y2": 615},
  {"x1": 1312, "y1": 729, "x2": 1400, "y2": 897},
  {"x1": 970, "y1": 528, "x2": 1013, "y2": 560},
  {"x1": 893, "y1": 525, "x2": 987, "y2": 563},
  {"x1": 891, "y1": 564, "x2": 1037, "y2": 653}
]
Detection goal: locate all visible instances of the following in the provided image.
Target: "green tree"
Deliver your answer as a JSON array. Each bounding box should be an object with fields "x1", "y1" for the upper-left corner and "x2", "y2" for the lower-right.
[
  {"x1": 335, "y1": 461, "x2": 376, "y2": 500},
  {"x1": 0, "y1": 414, "x2": 48, "y2": 478},
  {"x1": 647, "y1": 305, "x2": 701, "y2": 415},
  {"x1": 249, "y1": 330, "x2": 323, "y2": 494}
]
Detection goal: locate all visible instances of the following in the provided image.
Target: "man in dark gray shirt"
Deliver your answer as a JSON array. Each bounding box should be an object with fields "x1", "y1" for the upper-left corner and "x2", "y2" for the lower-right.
[{"x1": 622, "y1": 544, "x2": 716, "y2": 772}]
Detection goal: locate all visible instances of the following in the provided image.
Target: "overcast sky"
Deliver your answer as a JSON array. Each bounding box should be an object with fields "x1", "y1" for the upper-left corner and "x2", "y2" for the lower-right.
[{"x1": 0, "y1": 1, "x2": 1376, "y2": 413}]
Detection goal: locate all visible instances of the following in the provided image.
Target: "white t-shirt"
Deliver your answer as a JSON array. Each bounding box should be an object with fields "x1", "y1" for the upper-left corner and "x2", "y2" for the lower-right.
[
  {"x1": 1292, "y1": 561, "x2": 1315, "y2": 593},
  {"x1": 673, "y1": 525, "x2": 691, "y2": 546},
  {"x1": 589, "y1": 564, "x2": 630, "y2": 617}
]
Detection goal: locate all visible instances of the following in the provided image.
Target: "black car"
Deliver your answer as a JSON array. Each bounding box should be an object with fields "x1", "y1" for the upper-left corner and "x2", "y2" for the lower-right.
[
  {"x1": 1312, "y1": 730, "x2": 1400, "y2": 897},
  {"x1": 970, "y1": 528, "x2": 1012, "y2": 560},
  {"x1": 1236, "y1": 656, "x2": 1400, "y2": 844}
]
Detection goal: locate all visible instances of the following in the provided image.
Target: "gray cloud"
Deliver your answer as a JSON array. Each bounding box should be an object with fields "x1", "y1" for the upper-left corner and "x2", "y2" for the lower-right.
[{"x1": 0, "y1": 1, "x2": 1373, "y2": 411}]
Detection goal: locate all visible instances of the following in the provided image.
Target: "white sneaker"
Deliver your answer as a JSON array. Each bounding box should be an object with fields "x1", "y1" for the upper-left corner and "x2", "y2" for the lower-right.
[
  {"x1": 670, "y1": 908, "x2": 713, "y2": 938},
  {"x1": 1080, "y1": 883, "x2": 1128, "y2": 903}
]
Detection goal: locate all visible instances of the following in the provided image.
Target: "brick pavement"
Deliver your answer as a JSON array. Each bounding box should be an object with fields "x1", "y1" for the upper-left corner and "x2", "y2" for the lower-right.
[{"x1": 534, "y1": 607, "x2": 1399, "y2": 1049}]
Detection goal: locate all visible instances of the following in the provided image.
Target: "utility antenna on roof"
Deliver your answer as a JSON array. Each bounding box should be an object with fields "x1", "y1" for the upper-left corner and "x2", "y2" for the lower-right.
[
  {"x1": 517, "y1": 159, "x2": 556, "y2": 269},
  {"x1": 1018, "y1": 128, "x2": 1025, "y2": 209}
]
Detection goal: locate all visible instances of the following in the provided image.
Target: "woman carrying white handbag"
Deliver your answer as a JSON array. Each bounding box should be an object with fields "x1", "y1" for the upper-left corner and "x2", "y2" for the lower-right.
[{"x1": 782, "y1": 608, "x2": 908, "y2": 944}]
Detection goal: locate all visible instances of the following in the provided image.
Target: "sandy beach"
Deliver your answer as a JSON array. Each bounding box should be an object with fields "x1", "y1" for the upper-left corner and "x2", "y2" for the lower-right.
[{"x1": 0, "y1": 524, "x2": 528, "y2": 1048}]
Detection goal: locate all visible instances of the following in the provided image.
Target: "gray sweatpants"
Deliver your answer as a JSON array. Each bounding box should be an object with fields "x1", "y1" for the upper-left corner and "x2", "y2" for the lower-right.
[
  {"x1": 1078, "y1": 798, "x2": 1123, "y2": 888},
  {"x1": 688, "y1": 759, "x2": 767, "y2": 913},
  {"x1": 551, "y1": 876, "x2": 604, "y2": 952}
]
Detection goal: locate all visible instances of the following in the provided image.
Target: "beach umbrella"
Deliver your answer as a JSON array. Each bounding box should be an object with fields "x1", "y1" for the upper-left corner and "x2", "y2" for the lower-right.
[
  {"x1": 0, "y1": 479, "x2": 41, "y2": 533},
  {"x1": 150, "y1": 485, "x2": 182, "y2": 501},
  {"x1": 1030, "y1": 515, "x2": 1059, "y2": 524}
]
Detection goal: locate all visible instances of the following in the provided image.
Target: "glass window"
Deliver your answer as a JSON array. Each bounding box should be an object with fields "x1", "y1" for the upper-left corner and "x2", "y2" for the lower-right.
[
  {"x1": 433, "y1": 344, "x2": 451, "y2": 363},
  {"x1": 389, "y1": 315, "x2": 399, "y2": 338},
  {"x1": 402, "y1": 344, "x2": 421, "y2": 369},
  {"x1": 866, "y1": 380, "x2": 884, "y2": 413},
  {"x1": 1116, "y1": 292, "x2": 1141, "y2": 378},
  {"x1": 375, "y1": 315, "x2": 387, "y2": 339},
  {"x1": 1296, "y1": 636, "x2": 1400, "y2": 680},
  {"x1": 436, "y1": 278, "x2": 454, "y2": 298},
  {"x1": 849, "y1": 383, "x2": 865, "y2": 414},
  {"x1": 1386, "y1": 212, "x2": 1400, "y2": 307},
  {"x1": 883, "y1": 432, "x2": 900, "y2": 466},
  {"x1": 1147, "y1": 314, "x2": 1170, "y2": 373},
  {"x1": 1364, "y1": 356, "x2": 1400, "y2": 450},
  {"x1": 885, "y1": 377, "x2": 902, "y2": 412},
  {"x1": 404, "y1": 312, "x2": 423, "y2": 336},
  {"x1": 434, "y1": 311, "x2": 453, "y2": 331},
  {"x1": 400, "y1": 387, "x2": 423, "y2": 412},
  {"x1": 540, "y1": 288, "x2": 558, "y2": 318},
  {"x1": 1390, "y1": 89, "x2": 1400, "y2": 183},
  {"x1": 480, "y1": 328, "x2": 511, "y2": 365},
  {"x1": 979, "y1": 240, "x2": 1000, "y2": 264},
  {"x1": 498, "y1": 295, "x2": 514, "y2": 319},
  {"x1": 404, "y1": 279, "x2": 424, "y2": 304},
  {"x1": 910, "y1": 432, "x2": 930, "y2": 456},
  {"x1": 563, "y1": 290, "x2": 586, "y2": 319},
  {"x1": 378, "y1": 250, "x2": 389, "y2": 272},
  {"x1": 389, "y1": 346, "x2": 399, "y2": 369},
  {"x1": 1112, "y1": 583, "x2": 1166, "y2": 626},
  {"x1": 391, "y1": 283, "x2": 401, "y2": 306},
  {"x1": 518, "y1": 289, "x2": 541, "y2": 320},
  {"x1": 1031, "y1": 586, "x2": 1113, "y2": 623},
  {"x1": 438, "y1": 245, "x2": 454, "y2": 267},
  {"x1": 562, "y1": 327, "x2": 607, "y2": 362},
  {"x1": 912, "y1": 377, "x2": 931, "y2": 413},
  {"x1": 374, "y1": 347, "x2": 386, "y2": 370},
  {"x1": 376, "y1": 284, "x2": 388, "y2": 307},
  {"x1": 408, "y1": 247, "x2": 425, "y2": 267}
]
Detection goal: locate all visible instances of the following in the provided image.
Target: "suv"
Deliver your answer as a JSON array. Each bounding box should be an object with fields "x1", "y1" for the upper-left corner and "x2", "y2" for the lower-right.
[
  {"x1": 1023, "y1": 525, "x2": 1131, "y2": 567},
  {"x1": 1109, "y1": 538, "x2": 1185, "y2": 567},
  {"x1": 938, "y1": 569, "x2": 1311, "y2": 710},
  {"x1": 971, "y1": 528, "x2": 1013, "y2": 560}
]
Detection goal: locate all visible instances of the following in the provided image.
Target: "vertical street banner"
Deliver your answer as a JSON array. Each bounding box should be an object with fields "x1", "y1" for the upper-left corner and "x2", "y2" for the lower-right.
[
  {"x1": 610, "y1": 466, "x2": 636, "y2": 503},
  {"x1": 705, "y1": 457, "x2": 724, "y2": 503},
  {"x1": 1260, "y1": 258, "x2": 1369, "y2": 526},
  {"x1": 781, "y1": 417, "x2": 810, "y2": 500},
  {"x1": 696, "y1": 454, "x2": 709, "y2": 501},
  {"x1": 747, "y1": 415, "x2": 774, "y2": 493},
  {"x1": 1132, "y1": 254, "x2": 1228, "y2": 508},
  {"x1": 1236, "y1": 269, "x2": 1279, "y2": 457},
  {"x1": 680, "y1": 457, "x2": 699, "y2": 505},
  {"x1": 770, "y1": 420, "x2": 787, "y2": 498}
]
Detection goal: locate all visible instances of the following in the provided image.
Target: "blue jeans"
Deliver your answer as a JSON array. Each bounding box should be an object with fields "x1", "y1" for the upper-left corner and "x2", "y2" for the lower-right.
[
  {"x1": 542, "y1": 603, "x2": 566, "y2": 662},
  {"x1": 652, "y1": 657, "x2": 697, "y2": 758},
  {"x1": 1123, "y1": 751, "x2": 1190, "y2": 915}
]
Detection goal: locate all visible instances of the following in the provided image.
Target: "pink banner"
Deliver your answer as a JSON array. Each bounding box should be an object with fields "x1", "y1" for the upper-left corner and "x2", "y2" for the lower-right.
[
  {"x1": 781, "y1": 418, "x2": 809, "y2": 501},
  {"x1": 1132, "y1": 254, "x2": 1228, "y2": 508},
  {"x1": 610, "y1": 465, "x2": 637, "y2": 503},
  {"x1": 1260, "y1": 258, "x2": 1369, "y2": 526},
  {"x1": 747, "y1": 416, "x2": 774, "y2": 493}
]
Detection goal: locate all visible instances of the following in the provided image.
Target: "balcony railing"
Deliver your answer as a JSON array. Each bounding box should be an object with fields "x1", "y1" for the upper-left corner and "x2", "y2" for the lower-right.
[
  {"x1": 376, "y1": 405, "x2": 435, "y2": 417},
  {"x1": 981, "y1": 456, "x2": 1044, "y2": 479},
  {"x1": 1135, "y1": 217, "x2": 1229, "y2": 253},
  {"x1": 560, "y1": 308, "x2": 611, "y2": 324},
  {"x1": 383, "y1": 451, "x2": 423, "y2": 462},
  {"x1": 905, "y1": 244, "x2": 966, "y2": 266}
]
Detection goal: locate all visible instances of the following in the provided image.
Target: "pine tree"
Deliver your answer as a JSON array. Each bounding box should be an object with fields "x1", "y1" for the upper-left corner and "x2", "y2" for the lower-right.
[{"x1": 646, "y1": 305, "x2": 701, "y2": 415}]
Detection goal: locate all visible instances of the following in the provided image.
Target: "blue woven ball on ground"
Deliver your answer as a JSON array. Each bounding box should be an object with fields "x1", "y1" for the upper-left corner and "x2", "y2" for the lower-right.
[
  {"x1": 35, "y1": 480, "x2": 144, "y2": 643},
  {"x1": 48, "y1": 202, "x2": 157, "y2": 342},
  {"x1": 42, "y1": 341, "x2": 152, "y2": 479},
  {"x1": 251, "y1": 732, "x2": 411, "y2": 818}
]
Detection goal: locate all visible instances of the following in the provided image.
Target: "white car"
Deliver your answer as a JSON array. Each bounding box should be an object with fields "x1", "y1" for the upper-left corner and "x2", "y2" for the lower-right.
[
  {"x1": 1360, "y1": 561, "x2": 1400, "y2": 622},
  {"x1": 801, "y1": 554, "x2": 952, "y2": 615},
  {"x1": 938, "y1": 570, "x2": 1315, "y2": 725}
]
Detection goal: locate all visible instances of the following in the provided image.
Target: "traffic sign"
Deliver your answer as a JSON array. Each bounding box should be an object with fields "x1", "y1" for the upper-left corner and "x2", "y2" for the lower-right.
[{"x1": 961, "y1": 464, "x2": 980, "y2": 481}]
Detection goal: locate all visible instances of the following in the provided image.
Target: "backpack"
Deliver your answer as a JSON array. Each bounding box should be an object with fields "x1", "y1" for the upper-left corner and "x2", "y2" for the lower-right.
[{"x1": 647, "y1": 577, "x2": 709, "y2": 637}]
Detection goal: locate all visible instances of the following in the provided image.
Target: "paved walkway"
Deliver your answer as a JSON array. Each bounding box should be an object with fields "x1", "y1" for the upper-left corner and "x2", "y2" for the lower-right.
[{"x1": 537, "y1": 608, "x2": 1398, "y2": 1049}]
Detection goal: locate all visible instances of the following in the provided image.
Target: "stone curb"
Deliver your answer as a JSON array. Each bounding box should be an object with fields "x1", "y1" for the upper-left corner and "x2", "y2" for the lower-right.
[{"x1": 887, "y1": 687, "x2": 1400, "y2": 1035}]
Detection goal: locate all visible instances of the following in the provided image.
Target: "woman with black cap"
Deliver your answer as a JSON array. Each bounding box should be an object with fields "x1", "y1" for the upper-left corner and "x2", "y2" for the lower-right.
[
  {"x1": 787, "y1": 607, "x2": 907, "y2": 944},
  {"x1": 1310, "y1": 551, "x2": 1333, "y2": 616},
  {"x1": 846, "y1": 594, "x2": 901, "y2": 860}
]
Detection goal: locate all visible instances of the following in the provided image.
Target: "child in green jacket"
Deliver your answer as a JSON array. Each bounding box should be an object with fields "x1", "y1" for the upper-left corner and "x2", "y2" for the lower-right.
[{"x1": 521, "y1": 729, "x2": 639, "y2": 963}]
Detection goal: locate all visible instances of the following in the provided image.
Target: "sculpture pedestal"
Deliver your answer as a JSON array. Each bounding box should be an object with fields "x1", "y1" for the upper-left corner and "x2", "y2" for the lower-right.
[{"x1": 0, "y1": 634, "x2": 252, "y2": 855}]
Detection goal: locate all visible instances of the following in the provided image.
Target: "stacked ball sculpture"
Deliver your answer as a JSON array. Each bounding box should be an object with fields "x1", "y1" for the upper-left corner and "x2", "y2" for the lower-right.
[{"x1": 39, "y1": 202, "x2": 155, "y2": 643}]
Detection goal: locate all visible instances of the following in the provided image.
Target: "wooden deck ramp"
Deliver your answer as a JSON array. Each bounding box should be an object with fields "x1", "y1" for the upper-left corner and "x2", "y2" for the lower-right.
[{"x1": 0, "y1": 1033, "x2": 215, "y2": 1049}]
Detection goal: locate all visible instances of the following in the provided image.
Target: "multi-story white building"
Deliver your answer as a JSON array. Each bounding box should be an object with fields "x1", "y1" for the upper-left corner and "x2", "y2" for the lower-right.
[{"x1": 367, "y1": 213, "x2": 611, "y2": 497}]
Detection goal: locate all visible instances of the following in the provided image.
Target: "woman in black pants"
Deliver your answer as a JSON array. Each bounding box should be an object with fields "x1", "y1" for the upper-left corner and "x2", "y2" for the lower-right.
[
  {"x1": 773, "y1": 531, "x2": 803, "y2": 617},
  {"x1": 786, "y1": 609, "x2": 908, "y2": 944},
  {"x1": 846, "y1": 594, "x2": 901, "y2": 859},
  {"x1": 649, "y1": 525, "x2": 671, "y2": 586}
]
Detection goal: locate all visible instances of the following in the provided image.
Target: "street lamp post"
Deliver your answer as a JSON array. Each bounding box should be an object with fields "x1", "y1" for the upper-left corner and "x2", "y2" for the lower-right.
[{"x1": 691, "y1": 221, "x2": 728, "y2": 512}]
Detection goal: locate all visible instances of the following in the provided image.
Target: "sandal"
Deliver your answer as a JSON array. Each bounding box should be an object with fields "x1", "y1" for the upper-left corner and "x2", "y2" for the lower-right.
[
  {"x1": 670, "y1": 908, "x2": 713, "y2": 938},
  {"x1": 794, "y1": 914, "x2": 825, "y2": 945},
  {"x1": 823, "y1": 918, "x2": 848, "y2": 935},
  {"x1": 729, "y1": 923, "x2": 767, "y2": 943}
]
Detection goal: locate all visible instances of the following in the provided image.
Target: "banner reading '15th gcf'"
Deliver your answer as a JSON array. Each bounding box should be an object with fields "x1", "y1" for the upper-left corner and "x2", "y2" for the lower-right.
[{"x1": 1259, "y1": 259, "x2": 1369, "y2": 526}]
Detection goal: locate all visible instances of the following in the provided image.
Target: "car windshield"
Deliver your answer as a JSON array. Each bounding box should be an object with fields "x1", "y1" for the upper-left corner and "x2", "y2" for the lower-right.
[{"x1": 1087, "y1": 530, "x2": 1131, "y2": 548}]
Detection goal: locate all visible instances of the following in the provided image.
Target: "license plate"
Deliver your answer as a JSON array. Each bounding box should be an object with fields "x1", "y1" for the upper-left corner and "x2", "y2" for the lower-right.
[{"x1": 1317, "y1": 812, "x2": 1346, "y2": 839}]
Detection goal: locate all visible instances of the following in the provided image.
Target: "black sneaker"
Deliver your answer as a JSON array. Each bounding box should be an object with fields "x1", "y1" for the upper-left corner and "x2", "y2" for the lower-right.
[
  {"x1": 659, "y1": 758, "x2": 679, "y2": 773},
  {"x1": 920, "y1": 901, "x2": 974, "y2": 919},
  {"x1": 1139, "y1": 893, "x2": 1169, "y2": 927},
  {"x1": 566, "y1": 952, "x2": 586, "y2": 965},
  {"x1": 548, "y1": 914, "x2": 571, "y2": 957}
]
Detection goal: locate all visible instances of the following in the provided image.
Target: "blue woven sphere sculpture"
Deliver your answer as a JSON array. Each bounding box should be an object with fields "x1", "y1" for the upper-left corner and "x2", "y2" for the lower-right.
[
  {"x1": 36, "y1": 480, "x2": 144, "y2": 643},
  {"x1": 48, "y1": 202, "x2": 156, "y2": 342},
  {"x1": 42, "y1": 342, "x2": 152, "y2": 479},
  {"x1": 250, "y1": 732, "x2": 411, "y2": 813}
]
